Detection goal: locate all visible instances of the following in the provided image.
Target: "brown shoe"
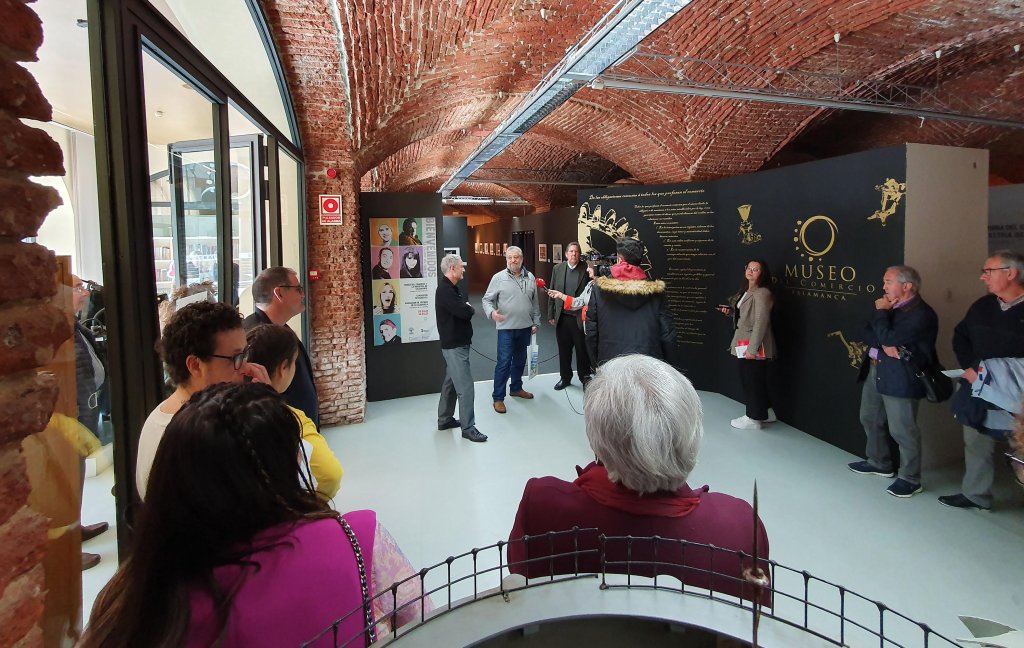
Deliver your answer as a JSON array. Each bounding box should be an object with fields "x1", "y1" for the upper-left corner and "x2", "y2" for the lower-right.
[
  {"x1": 82, "y1": 552, "x2": 101, "y2": 571},
  {"x1": 510, "y1": 389, "x2": 534, "y2": 399},
  {"x1": 82, "y1": 521, "x2": 109, "y2": 542},
  {"x1": 493, "y1": 401, "x2": 507, "y2": 414}
]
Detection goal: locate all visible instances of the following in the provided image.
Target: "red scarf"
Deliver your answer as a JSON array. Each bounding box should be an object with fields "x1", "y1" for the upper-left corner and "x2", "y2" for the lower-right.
[{"x1": 573, "y1": 463, "x2": 701, "y2": 517}]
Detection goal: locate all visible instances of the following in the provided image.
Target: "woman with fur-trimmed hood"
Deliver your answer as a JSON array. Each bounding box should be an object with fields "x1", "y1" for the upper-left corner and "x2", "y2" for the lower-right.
[{"x1": 585, "y1": 239, "x2": 677, "y2": 367}]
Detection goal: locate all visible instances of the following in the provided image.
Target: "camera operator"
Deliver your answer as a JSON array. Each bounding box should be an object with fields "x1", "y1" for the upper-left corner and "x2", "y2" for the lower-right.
[{"x1": 583, "y1": 239, "x2": 677, "y2": 367}]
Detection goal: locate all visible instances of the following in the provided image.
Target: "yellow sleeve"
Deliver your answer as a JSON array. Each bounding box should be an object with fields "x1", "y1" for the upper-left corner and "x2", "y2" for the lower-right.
[{"x1": 291, "y1": 407, "x2": 343, "y2": 499}]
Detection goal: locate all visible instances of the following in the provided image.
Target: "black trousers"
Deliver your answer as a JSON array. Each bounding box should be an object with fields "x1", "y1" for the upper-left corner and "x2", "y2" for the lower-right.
[
  {"x1": 737, "y1": 358, "x2": 770, "y2": 420},
  {"x1": 556, "y1": 313, "x2": 591, "y2": 381}
]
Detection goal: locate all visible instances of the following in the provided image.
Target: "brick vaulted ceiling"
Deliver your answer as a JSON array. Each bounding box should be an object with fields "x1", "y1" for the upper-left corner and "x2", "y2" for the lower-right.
[{"x1": 262, "y1": 0, "x2": 1024, "y2": 214}]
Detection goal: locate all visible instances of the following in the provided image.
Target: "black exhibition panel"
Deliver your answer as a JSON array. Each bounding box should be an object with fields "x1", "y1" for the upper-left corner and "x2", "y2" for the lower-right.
[
  {"x1": 578, "y1": 146, "x2": 908, "y2": 455},
  {"x1": 362, "y1": 192, "x2": 446, "y2": 401}
]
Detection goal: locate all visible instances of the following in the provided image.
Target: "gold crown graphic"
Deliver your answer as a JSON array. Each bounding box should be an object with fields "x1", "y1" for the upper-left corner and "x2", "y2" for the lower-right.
[{"x1": 577, "y1": 202, "x2": 653, "y2": 275}]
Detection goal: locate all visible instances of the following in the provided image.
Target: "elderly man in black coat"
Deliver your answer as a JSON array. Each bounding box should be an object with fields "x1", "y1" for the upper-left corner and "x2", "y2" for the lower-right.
[{"x1": 848, "y1": 265, "x2": 938, "y2": 499}]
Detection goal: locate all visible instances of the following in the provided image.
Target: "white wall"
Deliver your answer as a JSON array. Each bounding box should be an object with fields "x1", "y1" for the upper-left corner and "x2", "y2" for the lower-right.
[
  {"x1": 988, "y1": 183, "x2": 1024, "y2": 253},
  {"x1": 31, "y1": 123, "x2": 103, "y2": 282},
  {"x1": 905, "y1": 143, "x2": 989, "y2": 469}
]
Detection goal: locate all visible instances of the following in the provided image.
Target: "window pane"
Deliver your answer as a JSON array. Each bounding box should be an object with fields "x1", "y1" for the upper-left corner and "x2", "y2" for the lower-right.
[
  {"x1": 228, "y1": 105, "x2": 264, "y2": 308},
  {"x1": 279, "y1": 148, "x2": 306, "y2": 337},
  {"x1": 152, "y1": 0, "x2": 294, "y2": 143},
  {"x1": 142, "y1": 48, "x2": 218, "y2": 314}
]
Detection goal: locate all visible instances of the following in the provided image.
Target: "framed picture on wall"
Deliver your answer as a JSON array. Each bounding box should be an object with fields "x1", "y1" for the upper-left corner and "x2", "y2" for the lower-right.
[
  {"x1": 552, "y1": 244, "x2": 563, "y2": 263},
  {"x1": 443, "y1": 247, "x2": 464, "y2": 265},
  {"x1": 503, "y1": 243, "x2": 508, "y2": 255},
  {"x1": 538, "y1": 244, "x2": 548, "y2": 262}
]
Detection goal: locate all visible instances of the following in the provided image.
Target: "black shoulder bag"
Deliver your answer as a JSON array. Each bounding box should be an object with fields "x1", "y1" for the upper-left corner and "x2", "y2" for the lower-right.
[{"x1": 897, "y1": 347, "x2": 954, "y2": 403}]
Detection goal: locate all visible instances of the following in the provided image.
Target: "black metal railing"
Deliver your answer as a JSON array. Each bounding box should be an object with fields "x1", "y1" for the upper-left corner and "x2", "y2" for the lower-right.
[{"x1": 301, "y1": 528, "x2": 961, "y2": 648}]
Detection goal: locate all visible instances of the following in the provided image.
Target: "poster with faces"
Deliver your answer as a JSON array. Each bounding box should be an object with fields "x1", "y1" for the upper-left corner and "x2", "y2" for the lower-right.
[{"x1": 368, "y1": 217, "x2": 439, "y2": 345}]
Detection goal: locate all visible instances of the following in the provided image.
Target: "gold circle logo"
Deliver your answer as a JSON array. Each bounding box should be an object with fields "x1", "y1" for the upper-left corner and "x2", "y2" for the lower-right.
[{"x1": 792, "y1": 215, "x2": 838, "y2": 262}]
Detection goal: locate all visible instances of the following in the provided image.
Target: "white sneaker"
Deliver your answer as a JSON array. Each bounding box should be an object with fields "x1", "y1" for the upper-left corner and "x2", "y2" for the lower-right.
[
  {"x1": 765, "y1": 409, "x2": 777, "y2": 424},
  {"x1": 730, "y1": 415, "x2": 763, "y2": 430}
]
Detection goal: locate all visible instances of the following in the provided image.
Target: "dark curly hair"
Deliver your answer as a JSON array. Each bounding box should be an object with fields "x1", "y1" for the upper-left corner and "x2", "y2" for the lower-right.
[
  {"x1": 156, "y1": 302, "x2": 243, "y2": 386},
  {"x1": 245, "y1": 324, "x2": 299, "y2": 377}
]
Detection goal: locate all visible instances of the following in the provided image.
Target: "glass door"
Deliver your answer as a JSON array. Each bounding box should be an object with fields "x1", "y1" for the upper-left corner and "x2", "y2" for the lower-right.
[{"x1": 167, "y1": 135, "x2": 265, "y2": 303}]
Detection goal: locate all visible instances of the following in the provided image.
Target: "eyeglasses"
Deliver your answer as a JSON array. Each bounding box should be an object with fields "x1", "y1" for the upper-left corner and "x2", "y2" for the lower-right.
[
  {"x1": 745, "y1": 266, "x2": 762, "y2": 272},
  {"x1": 1005, "y1": 453, "x2": 1024, "y2": 488},
  {"x1": 980, "y1": 266, "x2": 1010, "y2": 276},
  {"x1": 278, "y1": 284, "x2": 305, "y2": 294},
  {"x1": 207, "y1": 346, "x2": 250, "y2": 370},
  {"x1": 73, "y1": 284, "x2": 91, "y2": 294}
]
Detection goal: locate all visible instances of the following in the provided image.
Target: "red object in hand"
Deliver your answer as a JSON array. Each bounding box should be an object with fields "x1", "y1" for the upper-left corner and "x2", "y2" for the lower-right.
[{"x1": 535, "y1": 278, "x2": 546, "y2": 289}]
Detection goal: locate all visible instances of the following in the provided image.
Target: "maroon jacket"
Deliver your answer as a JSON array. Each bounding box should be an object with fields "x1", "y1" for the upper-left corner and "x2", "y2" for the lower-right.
[{"x1": 507, "y1": 475, "x2": 770, "y2": 604}]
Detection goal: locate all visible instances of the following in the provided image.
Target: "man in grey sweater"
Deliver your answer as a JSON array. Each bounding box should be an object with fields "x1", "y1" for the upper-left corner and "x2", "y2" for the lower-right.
[{"x1": 482, "y1": 246, "x2": 541, "y2": 413}]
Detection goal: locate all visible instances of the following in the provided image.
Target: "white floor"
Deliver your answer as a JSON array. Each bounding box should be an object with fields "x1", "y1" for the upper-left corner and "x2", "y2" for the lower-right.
[{"x1": 82, "y1": 372, "x2": 1024, "y2": 642}]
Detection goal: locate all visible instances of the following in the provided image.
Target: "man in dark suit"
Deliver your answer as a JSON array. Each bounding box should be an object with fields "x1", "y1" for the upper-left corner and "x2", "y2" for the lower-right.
[
  {"x1": 243, "y1": 267, "x2": 320, "y2": 427},
  {"x1": 848, "y1": 265, "x2": 938, "y2": 499},
  {"x1": 547, "y1": 241, "x2": 591, "y2": 389}
]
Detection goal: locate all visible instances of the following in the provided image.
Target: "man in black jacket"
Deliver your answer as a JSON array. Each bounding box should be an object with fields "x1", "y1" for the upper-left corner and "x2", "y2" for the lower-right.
[
  {"x1": 548, "y1": 241, "x2": 591, "y2": 389},
  {"x1": 848, "y1": 265, "x2": 938, "y2": 499},
  {"x1": 585, "y1": 239, "x2": 676, "y2": 367},
  {"x1": 940, "y1": 250, "x2": 1024, "y2": 510},
  {"x1": 243, "y1": 267, "x2": 319, "y2": 427},
  {"x1": 436, "y1": 254, "x2": 486, "y2": 442}
]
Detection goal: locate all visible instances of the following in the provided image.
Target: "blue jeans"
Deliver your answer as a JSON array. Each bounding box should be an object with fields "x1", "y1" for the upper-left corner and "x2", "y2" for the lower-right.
[{"x1": 492, "y1": 327, "x2": 531, "y2": 400}]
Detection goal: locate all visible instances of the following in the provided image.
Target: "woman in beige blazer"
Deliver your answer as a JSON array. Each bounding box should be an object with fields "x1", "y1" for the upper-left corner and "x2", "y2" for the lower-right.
[{"x1": 716, "y1": 259, "x2": 776, "y2": 430}]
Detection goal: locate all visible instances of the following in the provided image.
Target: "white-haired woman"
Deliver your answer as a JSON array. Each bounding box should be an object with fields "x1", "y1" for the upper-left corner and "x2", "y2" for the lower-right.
[{"x1": 508, "y1": 354, "x2": 769, "y2": 603}]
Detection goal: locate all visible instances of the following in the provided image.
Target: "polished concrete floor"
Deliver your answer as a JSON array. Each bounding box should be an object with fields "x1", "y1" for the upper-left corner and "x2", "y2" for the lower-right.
[{"x1": 82, "y1": 371, "x2": 1024, "y2": 643}]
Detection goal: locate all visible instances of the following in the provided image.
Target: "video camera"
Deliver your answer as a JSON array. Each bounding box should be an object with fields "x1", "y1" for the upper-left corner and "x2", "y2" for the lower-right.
[{"x1": 587, "y1": 251, "x2": 617, "y2": 277}]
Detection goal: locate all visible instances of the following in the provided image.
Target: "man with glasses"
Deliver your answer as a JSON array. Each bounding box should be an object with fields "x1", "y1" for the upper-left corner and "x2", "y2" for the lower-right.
[
  {"x1": 136, "y1": 302, "x2": 270, "y2": 499},
  {"x1": 72, "y1": 275, "x2": 109, "y2": 569},
  {"x1": 940, "y1": 250, "x2": 1024, "y2": 510},
  {"x1": 243, "y1": 267, "x2": 319, "y2": 427}
]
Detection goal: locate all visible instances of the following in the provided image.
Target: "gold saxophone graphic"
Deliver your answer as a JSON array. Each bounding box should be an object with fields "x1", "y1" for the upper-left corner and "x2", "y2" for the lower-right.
[
  {"x1": 828, "y1": 330, "x2": 868, "y2": 368},
  {"x1": 867, "y1": 178, "x2": 906, "y2": 226},
  {"x1": 737, "y1": 204, "x2": 763, "y2": 245}
]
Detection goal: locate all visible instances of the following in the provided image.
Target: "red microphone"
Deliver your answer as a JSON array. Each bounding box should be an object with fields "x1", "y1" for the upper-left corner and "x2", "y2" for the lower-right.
[{"x1": 535, "y1": 278, "x2": 546, "y2": 289}]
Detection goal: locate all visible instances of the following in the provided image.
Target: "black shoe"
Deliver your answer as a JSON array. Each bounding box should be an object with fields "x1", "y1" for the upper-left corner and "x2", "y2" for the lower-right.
[
  {"x1": 938, "y1": 493, "x2": 989, "y2": 510},
  {"x1": 462, "y1": 428, "x2": 488, "y2": 443},
  {"x1": 554, "y1": 379, "x2": 571, "y2": 390},
  {"x1": 82, "y1": 552, "x2": 101, "y2": 571},
  {"x1": 438, "y1": 419, "x2": 461, "y2": 430},
  {"x1": 82, "y1": 521, "x2": 109, "y2": 542}
]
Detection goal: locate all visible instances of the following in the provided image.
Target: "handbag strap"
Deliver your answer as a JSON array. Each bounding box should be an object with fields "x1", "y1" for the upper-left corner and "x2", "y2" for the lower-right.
[{"x1": 338, "y1": 517, "x2": 377, "y2": 647}]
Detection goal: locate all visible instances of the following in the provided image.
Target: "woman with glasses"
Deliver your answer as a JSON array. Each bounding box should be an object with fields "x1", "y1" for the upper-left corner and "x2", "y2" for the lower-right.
[
  {"x1": 135, "y1": 301, "x2": 271, "y2": 500},
  {"x1": 245, "y1": 324, "x2": 342, "y2": 500},
  {"x1": 716, "y1": 259, "x2": 777, "y2": 430},
  {"x1": 83, "y1": 383, "x2": 430, "y2": 648}
]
